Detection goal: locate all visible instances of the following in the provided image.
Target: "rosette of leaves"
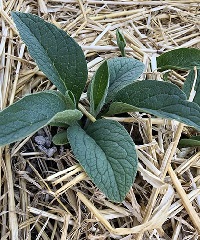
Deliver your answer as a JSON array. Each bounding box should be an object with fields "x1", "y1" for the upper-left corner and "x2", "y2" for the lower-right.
[{"x1": 1, "y1": 13, "x2": 200, "y2": 202}]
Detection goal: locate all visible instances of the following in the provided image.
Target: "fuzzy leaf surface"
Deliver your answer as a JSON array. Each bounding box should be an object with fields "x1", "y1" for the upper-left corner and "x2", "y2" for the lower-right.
[
  {"x1": 67, "y1": 119, "x2": 138, "y2": 202},
  {"x1": 0, "y1": 91, "x2": 67, "y2": 146},
  {"x1": 90, "y1": 61, "x2": 109, "y2": 116},
  {"x1": 12, "y1": 12, "x2": 88, "y2": 101},
  {"x1": 49, "y1": 109, "x2": 82, "y2": 126},
  {"x1": 106, "y1": 57, "x2": 144, "y2": 102},
  {"x1": 107, "y1": 80, "x2": 200, "y2": 131},
  {"x1": 157, "y1": 48, "x2": 200, "y2": 71},
  {"x1": 183, "y1": 69, "x2": 200, "y2": 105}
]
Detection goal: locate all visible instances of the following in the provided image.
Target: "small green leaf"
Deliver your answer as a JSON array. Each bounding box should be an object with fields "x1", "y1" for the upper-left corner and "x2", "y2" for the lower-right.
[
  {"x1": 190, "y1": 135, "x2": 200, "y2": 141},
  {"x1": 90, "y1": 61, "x2": 109, "y2": 116},
  {"x1": 107, "y1": 80, "x2": 200, "y2": 131},
  {"x1": 116, "y1": 29, "x2": 126, "y2": 57},
  {"x1": 157, "y1": 48, "x2": 200, "y2": 71},
  {"x1": 163, "y1": 71, "x2": 170, "y2": 81},
  {"x1": 106, "y1": 57, "x2": 144, "y2": 102},
  {"x1": 106, "y1": 102, "x2": 139, "y2": 116},
  {"x1": 67, "y1": 119, "x2": 138, "y2": 202},
  {"x1": 183, "y1": 69, "x2": 200, "y2": 105},
  {"x1": 12, "y1": 12, "x2": 88, "y2": 102},
  {"x1": 179, "y1": 137, "x2": 200, "y2": 147},
  {"x1": 64, "y1": 91, "x2": 76, "y2": 109},
  {"x1": 49, "y1": 109, "x2": 82, "y2": 126},
  {"x1": 52, "y1": 131, "x2": 68, "y2": 145},
  {"x1": 0, "y1": 91, "x2": 67, "y2": 146}
]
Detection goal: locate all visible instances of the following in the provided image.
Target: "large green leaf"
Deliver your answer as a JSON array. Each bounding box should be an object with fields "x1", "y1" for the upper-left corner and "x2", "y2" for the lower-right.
[
  {"x1": 12, "y1": 12, "x2": 88, "y2": 102},
  {"x1": 90, "y1": 61, "x2": 109, "y2": 116},
  {"x1": 183, "y1": 69, "x2": 200, "y2": 105},
  {"x1": 67, "y1": 119, "x2": 138, "y2": 202},
  {"x1": 106, "y1": 57, "x2": 144, "y2": 102},
  {"x1": 157, "y1": 48, "x2": 200, "y2": 71},
  {"x1": 107, "y1": 80, "x2": 200, "y2": 131},
  {"x1": 0, "y1": 91, "x2": 68, "y2": 146}
]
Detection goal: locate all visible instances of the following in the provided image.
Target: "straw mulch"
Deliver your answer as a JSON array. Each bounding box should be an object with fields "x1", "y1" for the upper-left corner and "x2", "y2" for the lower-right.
[{"x1": 1, "y1": 1, "x2": 200, "y2": 239}]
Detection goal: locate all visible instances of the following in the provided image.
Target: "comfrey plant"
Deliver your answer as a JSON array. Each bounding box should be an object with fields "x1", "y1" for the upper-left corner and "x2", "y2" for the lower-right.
[{"x1": 1, "y1": 12, "x2": 200, "y2": 202}]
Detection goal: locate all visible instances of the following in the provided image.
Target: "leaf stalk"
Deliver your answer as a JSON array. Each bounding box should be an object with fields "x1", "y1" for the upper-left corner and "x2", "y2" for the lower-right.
[{"x1": 78, "y1": 103, "x2": 96, "y2": 122}]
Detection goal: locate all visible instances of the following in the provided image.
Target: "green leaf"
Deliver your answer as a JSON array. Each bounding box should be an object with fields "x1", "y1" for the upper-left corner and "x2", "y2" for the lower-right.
[
  {"x1": 107, "y1": 80, "x2": 200, "y2": 131},
  {"x1": 67, "y1": 119, "x2": 138, "y2": 202},
  {"x1": 106, "y1": 57, "x2": 144, "y2": 102},
  {"x1": 64, "y1": 91, "x2": 76, "y2": 109},
  {"x1": 190, "y1": 135, "x2": 200, "y2": 141},
  {"x1": 0, "y1": 91, "x2": 67, "y2": 146},
  {"x1": 116, "y1": 29, "x2": 126, "y2": 57},
  {"x1": 106, "y1": 102, "x2": 139, "y2": 116},
  {"x1": 52, "y1": 131, "x2": 68, "y2": 145},
  {"x1": 179, "y1": 137, "x2": 200, "y2": 147},
  {"x1": 12, "y1": 12, "x2": 88, "y2": 102},
  {"x1": 183, "y1": 69, "x2": 200, "y2": 105},
  {"x1": 157, "y1": 48, "x2": 200, "y2": 71},
  {"x1": 90, "y1": 61, "x2": 109, "y2": 116},
  {"x1": 49, "y1": 109, "x2": 82, "y2": 126}
]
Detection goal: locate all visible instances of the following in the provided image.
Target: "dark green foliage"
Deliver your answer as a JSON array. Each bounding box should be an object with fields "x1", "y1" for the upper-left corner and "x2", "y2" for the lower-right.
[{"x1": 0, "y1": 13, "x2": 199, "y2": 202}]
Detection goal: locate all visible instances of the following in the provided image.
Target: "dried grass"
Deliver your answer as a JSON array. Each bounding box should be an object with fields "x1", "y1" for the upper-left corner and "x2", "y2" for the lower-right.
[{"x1": 0, "y1": 0, "x2": 200, "y2": 239}]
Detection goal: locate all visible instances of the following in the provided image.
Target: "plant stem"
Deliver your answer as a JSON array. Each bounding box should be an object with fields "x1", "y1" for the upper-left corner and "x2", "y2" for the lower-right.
[{"x1": 78, "y1": 103, "x2": 96, "y2": 123}]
